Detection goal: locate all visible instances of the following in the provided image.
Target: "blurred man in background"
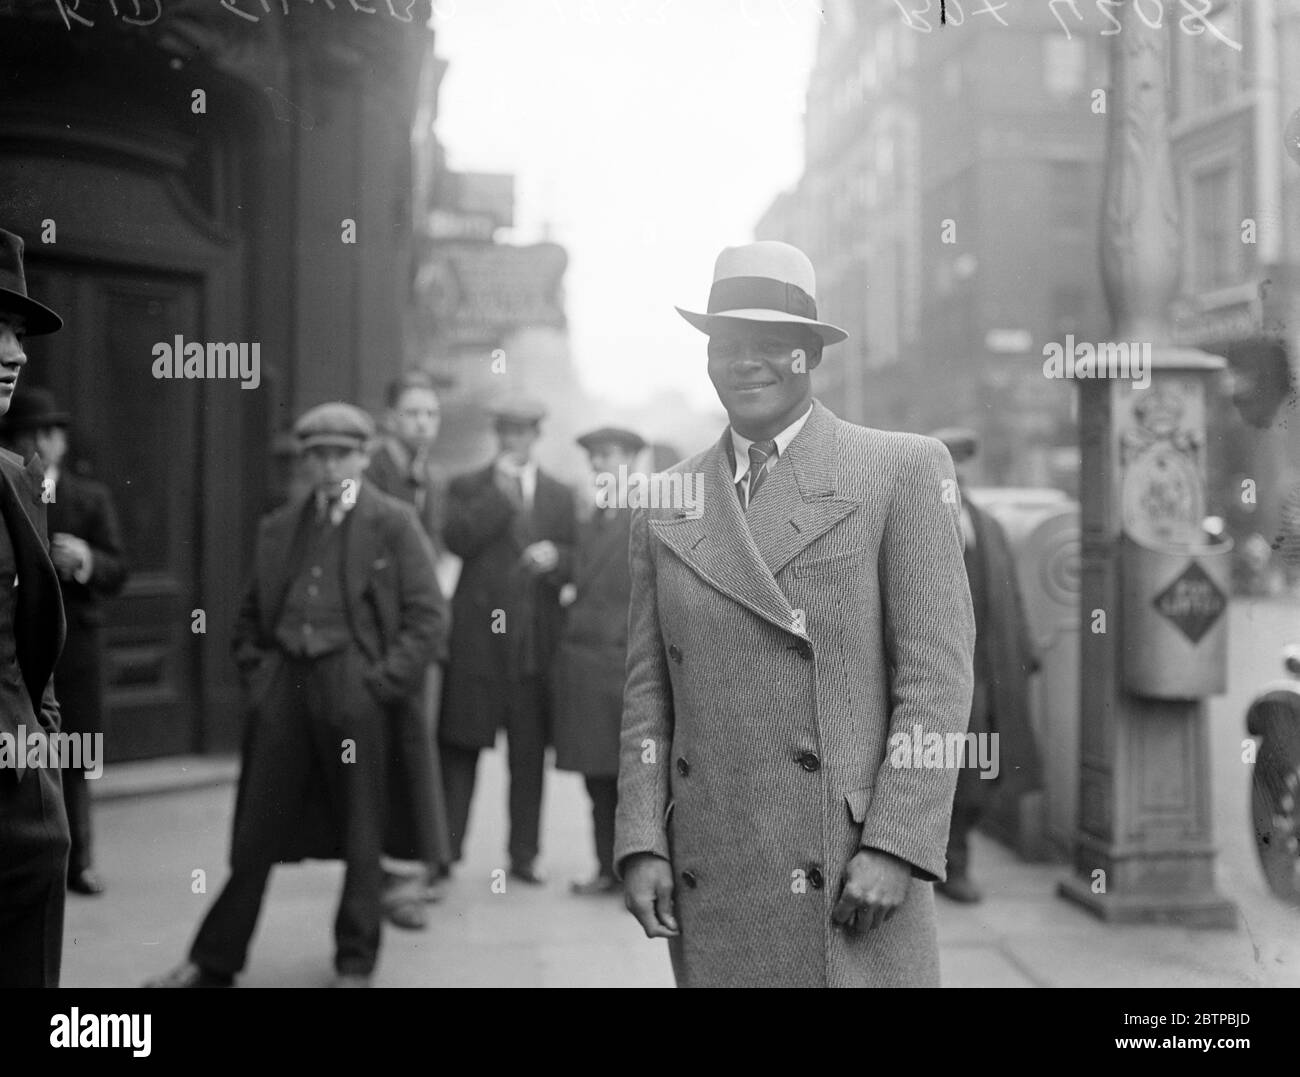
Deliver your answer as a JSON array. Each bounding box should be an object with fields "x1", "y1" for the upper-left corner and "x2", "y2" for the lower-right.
[
  {"x1": 0, "y1": 227, "x2": 69, "y2": 987},
  {"x1": 1, "y1": 388, "x2": 127, "y2": 898},
  {"x1": 930, "y1": 427, "x2": 1041, "y2": 904},
  {"x1": 146, "y1": 403, "x2": 447, "y2": 988},
  {"x1": 552, "y1": 426, "x2": 645, "y2": 896},
  {"x1": 367, "y1": 370, "x2": 455, "y2": 926},
  {"x1": 440, "y1": 397, "x2": 575, "y2": 884}
]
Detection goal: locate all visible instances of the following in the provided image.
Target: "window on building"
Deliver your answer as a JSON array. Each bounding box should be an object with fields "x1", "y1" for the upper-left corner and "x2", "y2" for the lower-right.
[
  {"x1": 1043, "y1": 37, "x2": 1085, "y2": 97},
  {"x1": 1191, "y1": 164, "x2": 1240, "y2": 291}
]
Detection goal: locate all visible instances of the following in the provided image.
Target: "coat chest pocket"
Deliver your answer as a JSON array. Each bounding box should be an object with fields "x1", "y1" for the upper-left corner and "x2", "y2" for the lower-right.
[{"x1": 788, "y1": 548, "x2": 866, "y2": 579}]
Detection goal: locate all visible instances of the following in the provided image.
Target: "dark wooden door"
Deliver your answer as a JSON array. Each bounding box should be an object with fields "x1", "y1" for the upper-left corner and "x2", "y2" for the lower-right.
[{"x1": 24, "y1": 264, "x2": 204, "y2": 762}]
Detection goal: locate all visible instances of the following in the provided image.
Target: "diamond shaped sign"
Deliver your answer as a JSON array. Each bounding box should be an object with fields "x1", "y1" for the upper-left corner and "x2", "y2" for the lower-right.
[{"x1": 1152, "y1": 561, "x2": 1227, "y2": 644}]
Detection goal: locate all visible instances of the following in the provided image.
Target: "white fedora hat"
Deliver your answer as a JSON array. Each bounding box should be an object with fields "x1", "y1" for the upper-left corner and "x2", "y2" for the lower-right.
[{"x1": 676, "y1": 240, "x2": 847, "y2": 346}]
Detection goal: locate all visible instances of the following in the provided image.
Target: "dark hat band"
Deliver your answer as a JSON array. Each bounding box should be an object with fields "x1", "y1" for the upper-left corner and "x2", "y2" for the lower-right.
[{"x1": 706, "y1": 276, "x2": 818, "y2": 320}]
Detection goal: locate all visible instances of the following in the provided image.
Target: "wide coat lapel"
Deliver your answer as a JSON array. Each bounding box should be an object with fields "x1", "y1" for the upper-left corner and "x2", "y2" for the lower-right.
[
  {"x1": 0, "y1": 451, "x2": 65, "y2": 711},
  {"x1": 743, "y1": 401, "x2": 859, "y2": 577},
  {"x1": 255, "y1": 499, "x2": 300, "y2": 634},
  {"x1": 649, "y1": 401, "x2": 859, "y2": 637},
  {"x1": 342, "y1": 483, "x2": 384, "y2": 623}
]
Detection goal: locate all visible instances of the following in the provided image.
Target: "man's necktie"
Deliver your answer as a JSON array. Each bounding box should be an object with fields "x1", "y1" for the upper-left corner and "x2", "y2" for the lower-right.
[{"x1": 740, "y1": 440, "x2": 777, "y2": 511}]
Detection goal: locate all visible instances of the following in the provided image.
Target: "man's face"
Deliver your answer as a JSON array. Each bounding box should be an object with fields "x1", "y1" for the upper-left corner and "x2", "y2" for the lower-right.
[
  {"x1": 34, "y1": 426, "x2": 67, "y2": 469},
  {"x1": 391, "y1": 387, "x2": 441, "y2": 452},
  {"x1": 302, "y1": 445, "x2": 369, "y2": 500},
  {"x1": 588, "y1": 443, "x2": 636, "y2": 476},
  {"x1": 707, "y1": 323, "x2": 818, "y2": 440},
  {"x1": 496, "y1": 421, "x2": 540, "y2": 466},
  {"x1": 0, "y1": 314, "x2": 28, "y2": 418}
]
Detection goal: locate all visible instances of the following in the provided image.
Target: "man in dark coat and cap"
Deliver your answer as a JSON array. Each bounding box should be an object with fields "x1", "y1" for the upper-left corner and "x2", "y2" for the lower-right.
[
  {"x1": 553, "y1": 426, "x2": 645, "y2": 895},
  {"x1": 146, "y1": 403, "x2": 447, "y2": 987},
  {"x1": 930, "y1": 427, "x2": 1042, "y2": 903},
  {"x1": 0, "y1": 228, "x2": 70, "y2": 988},
  {"x1": 1, "y1": 388, "x2": 128, "y2": 898}
]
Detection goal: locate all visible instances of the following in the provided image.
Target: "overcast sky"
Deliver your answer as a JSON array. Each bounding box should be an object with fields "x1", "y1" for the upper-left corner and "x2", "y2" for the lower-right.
[{"x1": 433, "y1": 0, "x2": 822, "y2": 408}]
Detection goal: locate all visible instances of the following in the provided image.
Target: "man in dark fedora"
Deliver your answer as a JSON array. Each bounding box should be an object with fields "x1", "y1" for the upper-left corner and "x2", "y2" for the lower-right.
[
  {"x1": 1, "y1": 388, "x2": 128, "y2": 899},
  {"x1": 929, "y1": 427, "x2": 1041, "y2": 904},
  {"x1": 553, "y1": 425, "x2": 645, "y2": 896},
  {"x1": 440, "y1": 396, "x2": 575, "y2": 884},
  {"x1": 615, "y1": 241, "x2": 975, "y2": 986},
  {"x1": 146, "y1": 403, "x2": 447, "y2": 988},
  {"x1": 0, "y1": 227, "x2": 70, "y2": 988}
]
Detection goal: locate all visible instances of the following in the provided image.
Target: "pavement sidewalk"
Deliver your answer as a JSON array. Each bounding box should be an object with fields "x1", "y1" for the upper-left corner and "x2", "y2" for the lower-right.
[{"x1": 64, "y1": 741, "x2": 1300, "y2": 988}]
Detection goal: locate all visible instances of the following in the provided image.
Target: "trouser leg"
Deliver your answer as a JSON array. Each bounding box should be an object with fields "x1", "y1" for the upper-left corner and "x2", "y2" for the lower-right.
[
  {"x1": 0, "y1": 763, "x2": 70, "y2": 988},
  {"x1": 439, "y1": 742, "x2": 479, "y2": 863},
  {"x1": 946, "y1": 765, "x2": 984, "y2": 880},
  {"x1": 585, "y1": 775, "x2": 618, "y2": 878},
  {"x1": 311, "y1": 647, "x2": 389, "y2": 977},
  {"x1": 505, "y1": 680, "x2": 545, "y2": 868},
  {"x1": 191, "y1": 658, "x2": 311, "y2": 977},
  {"x1": 62, "y1": 763, "x2": 92, "y2": 877}
]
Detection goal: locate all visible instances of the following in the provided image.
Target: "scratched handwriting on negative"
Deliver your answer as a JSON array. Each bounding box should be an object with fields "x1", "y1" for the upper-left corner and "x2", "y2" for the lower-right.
[
  {"x1": 893, "y1": 0, "x2": 1242, "y2": 50},
  {"x1": 48, "y1": 0, "x2": 433, "y2": 30}
]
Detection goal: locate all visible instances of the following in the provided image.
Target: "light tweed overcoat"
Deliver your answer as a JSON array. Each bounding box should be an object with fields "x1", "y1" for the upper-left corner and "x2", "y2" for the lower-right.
[{"x1": 614, "y1": 401, "x2": 975, "y2": 988}]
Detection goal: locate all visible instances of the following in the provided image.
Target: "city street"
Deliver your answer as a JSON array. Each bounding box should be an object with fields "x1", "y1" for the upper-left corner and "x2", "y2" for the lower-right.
[{"x1": 59, "y1": 597, "x2": 1300, "y2": 989}]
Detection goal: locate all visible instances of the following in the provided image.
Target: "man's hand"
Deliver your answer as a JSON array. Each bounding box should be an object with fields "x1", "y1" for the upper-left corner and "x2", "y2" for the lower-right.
[
  {"x1": 50, "y1": 532, "x2": 91, "y2": 581},
  {"x1": 622, "y1": 853, "x2": 679, "y2": 939},
  {"x1": 831, "y1": 848, "x2": 910, "y2": 934},
  {"x1": 521, "y1": 540, "x2": 559, "y2": 576}
]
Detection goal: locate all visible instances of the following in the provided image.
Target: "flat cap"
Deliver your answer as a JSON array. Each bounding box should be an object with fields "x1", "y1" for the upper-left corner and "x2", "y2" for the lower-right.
[
  {"x1": 576, "y1": 426, "x2": 646, "y2": 455},
  {"x1": 489, "y1": 394, "x2": 547, "y2": 426},
  {"x1": 295, "y1": 402, "x2": 375, "y2": 452},
  {"x1": 929, "y1": 426, "x2": 979, "y2": 464}
]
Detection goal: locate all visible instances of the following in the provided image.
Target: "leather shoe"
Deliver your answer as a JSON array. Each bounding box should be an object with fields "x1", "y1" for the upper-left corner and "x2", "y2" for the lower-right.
[
  {"x1": 384, "y1": 900, "x2": 427, "y2": 930},
  {"x1": 68, "y1": 869, "x2": 105, "y2": 896},
  {"x1": 570, "y1": 874, "x2": 621, "y2": 896},
  {"x1": 143, "y1": 961, "x2": 233, "y2": 988},
  {"x1": 936, "y1": 876, "x2": 983, "y2": 904},
  {"x1": 509, "y1": 863, "x2": 545, "y2": 886},
  {"x1": 331, "y1": 973, "x2": 372, "y2": 988}
]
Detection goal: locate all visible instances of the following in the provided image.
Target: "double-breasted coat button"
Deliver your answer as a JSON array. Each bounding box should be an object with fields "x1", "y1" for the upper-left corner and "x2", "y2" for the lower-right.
[
  {"x1": 676, "y1": 757, "x2": 690, "y2": 777},
  {"x1": 808, "y1": 867, "x2": 825, "y2": 890},
  {"x1": 681, "y1": 870, "x2": 698, "y2": 888},
  {"x1": 794, "y1": 639, "x2": 813, "y2": 660},
  {"x1": 668, "y1": 644, "x2": 683, "y2": 663},
  {"x1": 796, "y1": 751, "x2": 821, "y2": 772}
]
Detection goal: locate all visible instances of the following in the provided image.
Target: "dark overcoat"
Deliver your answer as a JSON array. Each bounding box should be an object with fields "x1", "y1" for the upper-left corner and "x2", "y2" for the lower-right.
[
  {"x1": 440, "y1": 464, "x2": 575, "y2": 748},
  {"x1": 552, "y1": 507, "x2": 633, "y2": 777},
  {"x1": 365, "y1": 436, "x2": 450, "y2": 571},
  {"x1": 48, "y1": 472, "x2": 128, "y2": 737},
  {"x1": 963, "y1": 501, "x2": 1042, "y2": 801},
  {"x1": 0, "y1": 449, "x2": 68, "y2": 988},
  {"x1": 613, "y1": 402, "x2": 975, "y2": 988},
  {"x1": 229, "y1": 482, "x2": 448, "y2": 864}
]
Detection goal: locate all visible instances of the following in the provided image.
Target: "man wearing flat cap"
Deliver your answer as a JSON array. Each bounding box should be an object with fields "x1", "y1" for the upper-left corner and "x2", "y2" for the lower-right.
[
  {"x1": 147, "y1": 402, "x2": 448, "y2": 988},
  {"x1": 552, "y1": 426, "x2": 646, "y2": 895},
  {"x1": 439, "y1": 396, "x2": 575, "y2": 884},
  {"x1": 0, "y1": 228, "x2": 70, "y2": 988},
  {"x1": 929, "y1": 427, "x2": 1041, "y2": 904},
  {"x1": 615, "y1": 240, "x2": 975, "y2": 987},
  {"x1": 1, "y1": 388, "x2": 128, "y2": 900}
]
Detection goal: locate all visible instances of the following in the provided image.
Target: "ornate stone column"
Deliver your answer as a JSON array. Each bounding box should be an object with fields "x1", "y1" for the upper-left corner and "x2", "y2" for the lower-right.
[{"x1": 1057, "y1": 7, "x2": 1237, "y2": 926}]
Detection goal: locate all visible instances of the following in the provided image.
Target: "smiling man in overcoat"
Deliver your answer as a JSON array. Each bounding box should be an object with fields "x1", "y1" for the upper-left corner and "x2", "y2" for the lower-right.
[{"x1": 614, "y1": 241, "x2": 976, "y2": 988}]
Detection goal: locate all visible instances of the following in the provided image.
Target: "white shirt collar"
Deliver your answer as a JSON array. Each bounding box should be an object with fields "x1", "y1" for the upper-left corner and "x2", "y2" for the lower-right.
[
  {"x1": 729, "y1": 404, "x2": 814, "y2": 484},
  {"x1": 495, "y1": 456, "x2": 538, "y2": 508},
  {"x1": 315, "y1": 478, "x2": 362, "y2": 526}
]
